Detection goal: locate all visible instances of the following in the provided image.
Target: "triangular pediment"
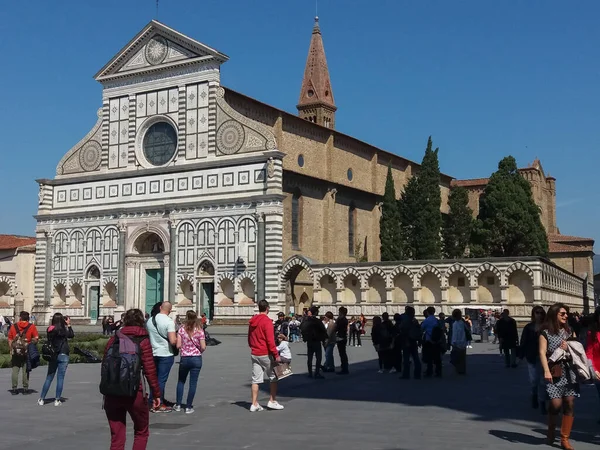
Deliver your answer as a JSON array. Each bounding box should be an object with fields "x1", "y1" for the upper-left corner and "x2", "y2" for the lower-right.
[{"x1": 95, "y1": 20, "x2": 228, "y2": 82}]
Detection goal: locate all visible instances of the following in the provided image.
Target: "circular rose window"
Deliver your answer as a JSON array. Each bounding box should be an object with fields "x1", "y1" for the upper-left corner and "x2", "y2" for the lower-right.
[{"x1": 143, "y1": 122, "x2": 177, "y2": 166}]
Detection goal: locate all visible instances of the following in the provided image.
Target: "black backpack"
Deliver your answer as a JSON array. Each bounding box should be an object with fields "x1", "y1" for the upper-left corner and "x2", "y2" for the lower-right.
[
  {"x1": 430, "y1": 324, "x2": 444, "y2": 344},
  {"x1": 99, "y1": 332, "x2": 144, "y2": 397}
]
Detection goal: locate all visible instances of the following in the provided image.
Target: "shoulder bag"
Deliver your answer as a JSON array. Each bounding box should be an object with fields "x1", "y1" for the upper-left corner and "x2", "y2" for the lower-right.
[{"x1": 152, "y1": 316, "x2": 179, "y2": 357}]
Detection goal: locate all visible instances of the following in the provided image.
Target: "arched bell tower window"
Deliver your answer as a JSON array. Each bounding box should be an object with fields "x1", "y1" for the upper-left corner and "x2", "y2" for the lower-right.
[
  {"x1": 291, "y1": 189, "x2": 302, "y2": 250},
  {"x1": 348, "y1": 202, "x2": 356, "y2": 257}
]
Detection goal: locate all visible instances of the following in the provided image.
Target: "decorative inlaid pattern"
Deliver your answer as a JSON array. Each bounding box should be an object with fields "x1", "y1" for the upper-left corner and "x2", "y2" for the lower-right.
[
  {"x1": 192, "y1": 176, "x2": 203, "y2": 189},
  {"x1": 150, "y1": 180, "x2": 160, "y2": 193},
  {"x1": 70, "y1": 190, "x2": 79, "y2": 201},
  {"x1": 79, "y1": 141, "x2": 102, "y2": 172},
  {"x1": 57, "y1": 191, "x2": 66, "y2": 203},
  {"x1": 145, "y1": 36, "x2": 168, "y2": 65},
  {"x1": 216, "y1": 120, "x2": 244, "y2": 155},
  {"x1": 136, "y1": 182, "x2": 146, "y2": 195},
  {"x1": 207, "y1": 174, "x2": 218, "y2": 188},
  {"x1": 83, "y1": 188, "x2": 92, "y2": 200},
  {"x1": 238, "y1": 171, "x2": 249, "y2": 185},
  {"x1": 254, "y1": 169, "x2": 266, "y2": 183},
  {"x1": 164, "y1": 179, "x2": 174, "y2": 192},
  {"x1": 122, "y1": 183, "x2": 132, "y2": 196},
  {"x1": 96, "y1": 186, "x2": 105, "y2": 199},
  {"x1": 223, "y1": 172, "x2": 234, "y2": 187},
  {"x1": 109, "y1": 185, "x2": 118, "y2": 197},
  {"x1": 178, "y1": 178, "x2": 189, "y2": 191}
]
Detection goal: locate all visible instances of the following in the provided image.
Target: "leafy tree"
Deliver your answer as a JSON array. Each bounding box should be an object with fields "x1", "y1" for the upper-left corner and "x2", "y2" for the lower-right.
[
  {"x1": 398, "y1": 175, "x2": 421, "y2": 259},
  {"x1": 473, "y1": 156, "x2": 548, "y2": 257},
  {"x1": 379, "y1": 166, "x2": 402, "y2": 261},
  {"x1": 442, "y1": 186, "x2": 473, "y2": 258}
]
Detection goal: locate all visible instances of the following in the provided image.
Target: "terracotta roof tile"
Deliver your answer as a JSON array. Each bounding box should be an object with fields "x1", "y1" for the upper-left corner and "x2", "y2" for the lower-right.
[
  {"x1": 450, "y1": 178, "x2": 489, "y2": 187},
  {"x1": 548, "y1": 234, "x2": 594, "y2": 243},
  {"x1": 0, "y1": 235, "x2": 36, "y2": 251}
]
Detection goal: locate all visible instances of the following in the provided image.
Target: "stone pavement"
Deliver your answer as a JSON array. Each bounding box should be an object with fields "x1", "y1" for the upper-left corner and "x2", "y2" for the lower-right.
[{"x1": 1, "y1": 337, "x2": 599, "y2": 450}]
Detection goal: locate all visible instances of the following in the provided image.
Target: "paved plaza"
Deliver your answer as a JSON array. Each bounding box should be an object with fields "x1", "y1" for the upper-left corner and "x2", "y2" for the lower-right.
[{"x1": 1, "y1": 329, "x2": 599, "y2": 450}]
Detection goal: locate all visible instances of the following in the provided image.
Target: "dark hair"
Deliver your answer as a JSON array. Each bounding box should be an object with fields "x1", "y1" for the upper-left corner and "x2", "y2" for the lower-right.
[
  {"x1": 588, "y1": 308, "x2": 600, "y2": 343},
  {"x1": 51, "y1": 312, "x2": 65, "y2": 330},
  {"x1": 338, "y1": 306, "x2": 348, "y2": 316},
  {"x1": 405, "y1": 306, "x2": 415, "y2": 318},
  {"x1": 426, "y1": 306, "x2": 436, "y2": 315},
  {"x1": 325, "y1": 311, "x2": 334, "y2": 320},
  {"x1": 123, "y1": 309, "x2": 146, "y2": 327},
  {"x1": 258, "y1": 299, "x2": 269, "y2": 312},
  {"x1": 150, "y1": 302, "x2": 163, "y2": 318},
  {"x1": 309, "y1": 306, "x2": 319, "y2": 316},
  {"x1": 382, "y1": 312, "x2": 389, "y2": 320},
  {"x1": 531, "y1": 305, "x2": 546, "y2": 322},
  {"x1": 542, "y1": 303, "x2": 570, "y2": 335},
  {"x1": 372, "y1": 315, "x2": 382, "y2": 327},
  {"x1": 184, "y1": 310, "x2": 199, "y2": 334},
  {"x1": 19, "y1": 311, "x2": 30, "y2": 322},
  {"x1": 452, "y1": 309, "x2": 462, "y2": 320}
]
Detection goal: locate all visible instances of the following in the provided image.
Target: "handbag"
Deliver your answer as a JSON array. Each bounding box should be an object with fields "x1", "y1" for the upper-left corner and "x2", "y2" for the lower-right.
[
  {"x1": 152, "y1": 316, "x2": 179, "y2": 357},
  {"x1": 272, "y1": 360, "x2": 293, "y2": 380},
  {"x1": 41, "y1": 342, "x2": 56, "y2": 362}
]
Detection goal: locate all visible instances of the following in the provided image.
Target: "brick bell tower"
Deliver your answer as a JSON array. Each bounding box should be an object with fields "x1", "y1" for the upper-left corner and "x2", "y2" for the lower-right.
[{"x1": 297, "y1": 17, "x2": 337, "y2": 129}]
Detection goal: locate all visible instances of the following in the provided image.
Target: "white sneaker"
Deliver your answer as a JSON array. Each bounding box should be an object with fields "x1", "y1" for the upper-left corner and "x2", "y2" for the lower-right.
[
  {"x1": 249, "y1": 404, "x2": 264, "y2": 412},
  {"x1": 37, "y1": 399, "x2": 44, "y2": 406},
  {"x1": 54, "y1": 399, "x2": 62, "y2": 407},
  {"x1": 267, "y1": 401, "x2": 284, "y2": 410},
  {"x1": 357, "y1": 344, "x2": 362, "y2": 347},
  {"x1": 378, "y1": 369, "x2": 384, "y2": 374},
  {"x1": 173, "y1": 404, "x2": 182, "y2": 412},
  {"x1": 389, "y1": 368, "x2": 397, "y2": 374},
  {"x1": 185, "y1": 407, "x2": 195, "y2": 414}
]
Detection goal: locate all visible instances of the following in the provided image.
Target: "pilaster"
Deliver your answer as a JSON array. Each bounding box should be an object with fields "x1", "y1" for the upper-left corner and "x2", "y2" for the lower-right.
[
  {"x1": 168, "y1": 220, "x2": 177, "y2": 302},
  {"x1": 44, "y1": 231, "x2": 53, "y2": 306},
  {"x1": 256, "y1": 213, "x2": 266, "y2": 301},
  {"x1": 117, "y1": 223, "x2": 126, "y2": 306}
]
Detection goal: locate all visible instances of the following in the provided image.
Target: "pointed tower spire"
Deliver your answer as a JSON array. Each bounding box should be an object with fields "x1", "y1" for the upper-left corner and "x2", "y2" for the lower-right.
[{"x1": 297, "y1": 16, "x2": 337, "y2": 129}]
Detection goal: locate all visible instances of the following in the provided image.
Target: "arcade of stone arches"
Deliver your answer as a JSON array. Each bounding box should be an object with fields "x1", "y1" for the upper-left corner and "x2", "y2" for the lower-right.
[{"x1": 279, "y1": 255, "x2": 586, "y2": 317}]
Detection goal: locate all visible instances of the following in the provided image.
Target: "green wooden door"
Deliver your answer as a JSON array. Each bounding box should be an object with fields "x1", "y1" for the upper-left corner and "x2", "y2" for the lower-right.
[
  {"x1": 145, "y1": 269, "x2": 164, "y2": 314},
  {"x1": 201, "y1": 282, "x2": 214, "y2": 320},
  {"x1": 89, "y1": 286, "x2": 100, "y2": 320}
]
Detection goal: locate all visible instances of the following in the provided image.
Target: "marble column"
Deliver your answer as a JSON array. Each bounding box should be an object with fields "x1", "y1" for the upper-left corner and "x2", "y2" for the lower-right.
[
  {"x1": 117, "y1": 225, "x2": 126, "y2": 306},
  {"x1": 256, "y1": 213, "x2": 266, "y2": 301},
  {"x1": 168, "y1": 222, "x2": 177, "y2": 302},
  {"x1": 44, "y1": 231, "x2": 53, "y2": 306}
]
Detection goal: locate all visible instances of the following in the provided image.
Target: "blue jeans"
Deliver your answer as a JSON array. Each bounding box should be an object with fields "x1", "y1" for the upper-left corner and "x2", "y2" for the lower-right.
[
  {"x1": 324, "y1": 343, "x2": 335, "y2": 370},
  {"x1": 40, "y1": 354, "x2": 69, "y2": 400},
  {"x1": 176, "y1": 356, "x2": 203, "y2": 408},
  {"x1": 151, "y1": 356, "x2": 174, "y2": 403}
]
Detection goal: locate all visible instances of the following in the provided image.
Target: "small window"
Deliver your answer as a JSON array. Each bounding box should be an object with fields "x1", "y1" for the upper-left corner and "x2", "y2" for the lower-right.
[
  {"x1": 457, "y1": 277, "x2": 465, "y2": 287},
  {"x1": 347, "y1": 168, "x2": 353, "y2": 181},
  {"x1": 298, "y1": 154, "x2": 304, "y2": 167},
  {"x1": 307, "y1": 89, "x2": 314, "y2": 98},
  {"x1": 487, "y1": 276, "x2": 495, "y2": 285}
]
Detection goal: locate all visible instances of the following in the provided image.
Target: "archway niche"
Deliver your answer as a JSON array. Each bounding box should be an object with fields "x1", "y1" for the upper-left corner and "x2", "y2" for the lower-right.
[
  {"x1": 281, "y1": 262, "x2": 314, "y2": 314},
  {"x1": 419, "y1": 273, "x2": 441, "y2": 303},
  {"x1": 217, "y1": 278, "x2": 234, "y2": 306},
  {"x1": 392, "y1": 274, "x2": 413, "y2": 303},
  {"x1": 179, "y1": 279, "x2": 193, "y2": 304},
  {"x1": 239, "y1": 278, "x2": 255, "y2": 305},
  {"x1": 447, "y1": 272, "x2": 470, "y2": 303},
  {"x1": 367, "y1": 274, "x2": 386, "y2": 303},
  {"x1": 477, "y1": 271, "x2": 501, "y2": 303},
  {"x1": 133, "y1": 232, "x2": 165, "y2": 254},
  {"x1": 0, "y1": 282, "x2": 11, "y2": 306},
  {"x1": 53, "y1": 284, "x2": 67, "y2": 305},
  {"x1": 104, "y1": 282, "x2": 117, "y2": 303},
  {"x1": 507, "y1": 270, "x2": 533, "y2": 304},
  {"x1": 342, "y1": 274, "x2": 361, "y2": 304},
  {"x1": 319, "y1": 275, "x2": 336, "y2": 304}
]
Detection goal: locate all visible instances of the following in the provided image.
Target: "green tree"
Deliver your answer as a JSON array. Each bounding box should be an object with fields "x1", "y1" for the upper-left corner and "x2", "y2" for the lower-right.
[
  {"x1": 379, "y1": 166, "x2": 402, "y2": 261},
  {"x1": 474, "y1": 156, "x2": 548, "y2": 257},
  {"x1": 415, "y1": 137, "x2": 442, "y2": 259},
  {"x1": 398, "y1": 175, "x2": 421, "y2": 259},
  {"x1": 442, "y1": 186, "x2": 473, "y2": 258}
]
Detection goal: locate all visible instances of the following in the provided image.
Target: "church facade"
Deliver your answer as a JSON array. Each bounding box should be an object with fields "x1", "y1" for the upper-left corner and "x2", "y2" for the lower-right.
[{"x1": 32, "y1": 19, "x2": 592, "y2": 324}]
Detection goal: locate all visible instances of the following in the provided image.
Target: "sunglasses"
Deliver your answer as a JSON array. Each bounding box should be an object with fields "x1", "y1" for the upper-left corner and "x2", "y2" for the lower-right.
[{"x1": 558, "y1": 312, "x2": 568, "y2": 317}]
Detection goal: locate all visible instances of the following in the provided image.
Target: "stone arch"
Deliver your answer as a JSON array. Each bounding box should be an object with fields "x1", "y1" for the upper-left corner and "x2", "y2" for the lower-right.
[
  {"x1": 445, "y1": 263, "x2": 472, "y2": 303},
  {"x1": 84, "y1": 259, "x2": 101, "y2": 279},
  {"x1": 196, "y1": 254, "x2": 216, "y2": 277},
  {"x1": 475, "y1": 263, "x2": 502, "y2": 304},
  {"x1": 279, "y1": 255, "x2": 314, "y2": 291},
  {"x1": 0, "y1": 278, "x2": 12, "y2": 306},
  {"x1": 506, "y1": 263, "x2": 534, "y2": 304},
  {"x1": 391, "y1": 266, "x2": 414, "y2": 303},
  {"x1": 237, "y1": 272, "x2": 256, "y2": 305},
  {"x1": 417, "y1": 265, "x2": 441, "y2": 304},
  {"x1": 127, "y1": 225, "x2": 170, "y2": 254},
  {"x1": 341, "y1": 267, "x2": 362, "y2": 304},
  {"x1": 364, "y1": 266, "x2": 388, "y2": 287},
  {"x1": 53, "y1": 279, "x2": 68, "y2": 304},
  {"x1": 70, "y1": 281, "x2": 83, "y2": 303},
  {"x1": 316, "y1": 269, "x2": 337, "y2": 304},
  {"x1": 417, "y1": 264, "x2": 442, "y2": 286},
  {"x1": 216, "y1": 272, "x2": 235, "y2": 306},
  {"x1": 176, "y1": 273, "x2": 194, "y2": 304}
]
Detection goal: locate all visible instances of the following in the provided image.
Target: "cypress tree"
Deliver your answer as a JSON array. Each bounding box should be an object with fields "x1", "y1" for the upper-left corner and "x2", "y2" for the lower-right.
[
  {"x1": 398, "y1": 175, "x2": 421, "y2": 259},
  {"x1": 474, "y1": 156, "x2": 548, "y2": 257},
  {"x1": 442, "y1": 186, "x2": 473, "y2": 258},
  {"x1": 379, "y1": 165, "x2": 402, "y2": 261},
  {"x1": 414, "y1": 137, "x2": 442, "y2": 259}
]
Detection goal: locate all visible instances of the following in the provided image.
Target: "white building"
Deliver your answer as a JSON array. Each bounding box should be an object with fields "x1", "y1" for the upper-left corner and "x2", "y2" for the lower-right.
[
  {"x1": 35, "y1": 21, "x2": 283, "y2": 323},
  {"x1": 0, "y1": 235, "x2": 36, "y2": 318}
]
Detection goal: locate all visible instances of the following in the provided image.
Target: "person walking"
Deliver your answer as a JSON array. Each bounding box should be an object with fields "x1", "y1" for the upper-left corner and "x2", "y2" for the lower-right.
[
  {"x1": 421, "y1": 306, "x2": 443, "y2": 378},
  {"x1": 102, "y1": 309, "x2": 161, "y2": 450},
  {"x1": 519, "y1": 305, "x2": 547, "y2": 414},
  {"x1": 174, "y1": 310, "x2": 206, "y2": 414},
  {"x1": 37, "y1": 313, "x2": 74, "y2": 406},
  {"x1": 323, "y1": 311, "x2": 337, "y2": 372},
  {"x1": 464, "y1": 315, "x2": 473, "y2": 349},
  {"x1": 146, "y1": 301, "x2": 177, "y2": 413},
  {"x1": 585, "y1": 307, "x2": 600, "y2": 423},
  {"x1": 371, "y1": 316, "x2": 386, "y2": 373},
  {"x1": 335, "y1": 306, "x2": 349, "y2": 375},
  {"x1": 7, "y1": 311, "x2": 39, "y2": 395},
  {"x1": 539, "y1": 303, "x2": 579, "y2": 450},
  {"x1": 398, "y1": 306, "x2": 422, "y2": 380},
  {"x1": 300, "y1": 306, "x2": 328, "y2": 379},
  {"x1": 497, "y1": 309, "x2": 519, "y2": 368},
  {"x1": 248, "y1": 300, "x2": 283, "y2": 412},
  {"x1": 449, "y1": 309, "x2": 468, "y2": 375}
]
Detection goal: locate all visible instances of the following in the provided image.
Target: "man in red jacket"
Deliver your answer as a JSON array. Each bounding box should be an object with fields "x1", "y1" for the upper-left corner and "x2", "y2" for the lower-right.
[{"x1": 248, "y1": 299, "x2": 282, "y2": 412}]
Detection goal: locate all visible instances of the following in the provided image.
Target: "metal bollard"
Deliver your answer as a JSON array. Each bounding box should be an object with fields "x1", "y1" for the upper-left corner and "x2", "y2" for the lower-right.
[{"x1": 480, "y1": 328, "x2": 489, "y2": 343}]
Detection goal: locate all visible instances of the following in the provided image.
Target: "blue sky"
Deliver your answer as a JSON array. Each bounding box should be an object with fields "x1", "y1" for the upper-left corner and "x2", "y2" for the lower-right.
[{"x1": 0, "y1": 0, "x2": 598, "y2": 250}]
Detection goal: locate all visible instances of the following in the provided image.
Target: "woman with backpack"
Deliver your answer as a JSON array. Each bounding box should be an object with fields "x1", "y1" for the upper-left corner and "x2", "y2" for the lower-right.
[
  {"x1": 102, "y1": 309, "x2": 161, "y2": 450},
  {"x1": 37, "y1": 313, "x2": 74, "y2": 406},
  {"x1": 174, "y1": 310, "x2": 206, "y2": 414}
]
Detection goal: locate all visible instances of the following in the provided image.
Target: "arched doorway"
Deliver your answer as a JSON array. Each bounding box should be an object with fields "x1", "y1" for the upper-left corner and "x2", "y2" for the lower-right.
[
  {"x1": 86, "y1": 265, "x2": 101, "y2": 320},
  {"x1": 280, "y1": 256, "x2": 314, "y2": 315},
  {"x1": 197, "y1": 260, "x2": 215, "y2": 320},
  {"x1": 131, "y1": 231, "x2": 167, "y2": 314}
]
